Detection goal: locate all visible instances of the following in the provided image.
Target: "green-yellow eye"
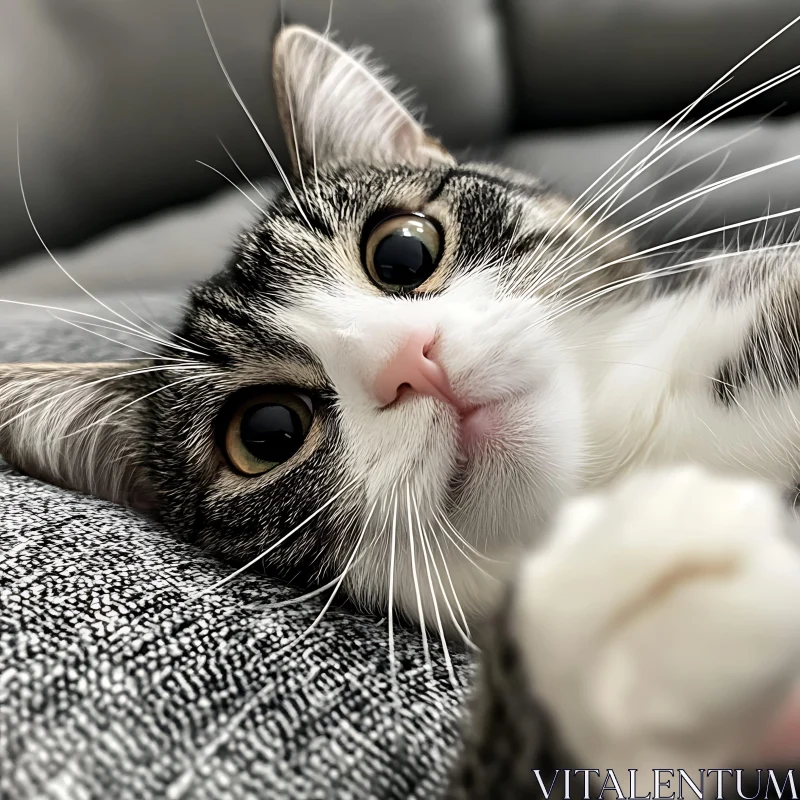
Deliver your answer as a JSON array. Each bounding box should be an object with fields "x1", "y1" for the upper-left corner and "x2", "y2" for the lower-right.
[{"x1": 223, "y1": 389, "x2": 313, "y2": 476}]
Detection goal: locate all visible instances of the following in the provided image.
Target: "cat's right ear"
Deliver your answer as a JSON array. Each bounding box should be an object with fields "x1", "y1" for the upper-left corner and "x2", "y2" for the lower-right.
[
  {"x1": 272, "y1": 25, "x2": 454, "y2": 173},
  {"x1": 0, "y1": 362, "x2": 154, "y2": 511}
]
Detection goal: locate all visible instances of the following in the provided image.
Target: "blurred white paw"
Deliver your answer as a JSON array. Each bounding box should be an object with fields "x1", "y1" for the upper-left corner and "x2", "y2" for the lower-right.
[{"x1": 511, "y1": 465, "x2": 800, "y2": 774}]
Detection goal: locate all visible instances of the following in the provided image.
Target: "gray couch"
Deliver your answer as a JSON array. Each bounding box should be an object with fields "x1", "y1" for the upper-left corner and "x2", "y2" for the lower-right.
[{"x1": 2, "y1": 2, "x2": 800, "y2": 798}]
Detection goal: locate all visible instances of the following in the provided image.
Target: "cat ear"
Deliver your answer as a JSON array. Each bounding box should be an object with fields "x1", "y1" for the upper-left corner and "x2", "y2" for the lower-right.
[
  {"x1": 0, "y1": 363, "x2": 154, "y2": 511},
  {"x1": 272, "y1": 25, "x2": 454, "y2": 172}
]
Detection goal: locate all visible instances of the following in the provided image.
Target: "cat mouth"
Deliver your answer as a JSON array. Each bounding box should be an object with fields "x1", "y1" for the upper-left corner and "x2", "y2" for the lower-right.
[
  {"x1": 453, "y1": 389, "x2": 536, "y2": 462},
  {"x1": 455, "y1": 401, "x2": 507, "y2": 458}
]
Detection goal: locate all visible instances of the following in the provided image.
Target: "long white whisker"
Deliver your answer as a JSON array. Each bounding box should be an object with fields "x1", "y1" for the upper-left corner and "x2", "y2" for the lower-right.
[
  {"x1": 388, "y1": 488, "x2": 400, "y2": 707},
  {"x1": 433, "y1": 507, "x2": 506, "y2": 566},
  {"x1": 419, "y1": 525, "x2": 477, "y2": 652},
  {"x1": 196, "y1": 160, "x2": 264, "y2": 213},
  {"x1": 190, "y1": 478, "x2": 360, "y2": 600},
  {"x1": 17, "y1": 127, "x2": 157, "y2": 339},
  {"x1": 542, "y1": 204, "x2": 800, "y2": 306},
  {"x1": 417, "y1": 504, "x2": 459, "y2": 690},
  {"x1": 520, "y1": 58, "x2": 800, "y2": 292},
  {"x1": 0, "y1": 298, "x2": 209, "y2": 358},
  {"x1": 282, "y1": 72, "x2": 308, "y2": 203},
  {"x1": 217, "y1": 139, "x2": 271, "y2": 205},
  {"x1": 47, "y1": 314, "x2": 191, "y2": 361},
  {"x1": 271, "y1": 499, "x2": 378, "y2": 655},
  {"x1": 250, "y1": 528, "x2": 381, "y2": 611},
  {"x1": 59, "y1": 372, "x2": 220, "y2": 440},
  {"x1": 406, "y1": 483, "x2": 430, "y2": 673},
  {"x1": 169, "y1": 502, "x2": 377, "y2": 787},
  {"x1": 542, "y1": 241, "x2": 800, "y2": 325},
  {"x1": 117, "y1": 300, "x2": 209, "y2": 357},
  {"x1": 0, "y1": 364, "x2": 208, "y2": 428},
  {"x1": 523, "y1": 115, "x2": 765, "y2": 292},
  {"x1": 535, "y1": 156, "x2": 800, "y2": 299},
  {"x1": 412, "y1": 491, "x2": 477, "y2": 652},
  {"x1": 424, "y1": 509, "x2": 474, "y2": 640},
  {"x1": 194, "y1": 0, "x2": 312, "y2": 229}
]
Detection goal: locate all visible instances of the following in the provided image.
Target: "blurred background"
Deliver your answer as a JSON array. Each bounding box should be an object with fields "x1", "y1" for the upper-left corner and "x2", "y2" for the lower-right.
[{"x1": 2, "y1": 0, "x2": 800, "y2": 310}]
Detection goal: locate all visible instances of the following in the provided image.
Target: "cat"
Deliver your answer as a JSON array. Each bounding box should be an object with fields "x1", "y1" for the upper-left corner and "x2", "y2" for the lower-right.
[{"x1": 3, "y1": 22, "x2": 800, "y2": 796}]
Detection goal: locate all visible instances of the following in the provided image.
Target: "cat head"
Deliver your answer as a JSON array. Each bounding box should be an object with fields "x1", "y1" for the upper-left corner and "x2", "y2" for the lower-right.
[{"x1": 0, "y1": 26, "x2": 630, "y2": 628}]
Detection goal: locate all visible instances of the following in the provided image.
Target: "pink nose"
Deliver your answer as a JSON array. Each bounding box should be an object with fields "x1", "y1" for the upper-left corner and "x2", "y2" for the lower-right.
[{"x1": 374, "y1": 331, "x2": 458, "y2": 408}]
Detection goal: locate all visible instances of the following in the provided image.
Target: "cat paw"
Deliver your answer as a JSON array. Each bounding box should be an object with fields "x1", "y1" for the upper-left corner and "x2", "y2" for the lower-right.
[{"x1": 509, "y1": 466, "x2": 800, "y2": 774}]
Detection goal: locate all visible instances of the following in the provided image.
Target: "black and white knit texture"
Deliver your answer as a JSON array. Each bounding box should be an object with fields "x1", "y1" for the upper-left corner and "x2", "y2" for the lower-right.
[{"x1": 0, "y1": 299, "x2": 472, "y2": 799}]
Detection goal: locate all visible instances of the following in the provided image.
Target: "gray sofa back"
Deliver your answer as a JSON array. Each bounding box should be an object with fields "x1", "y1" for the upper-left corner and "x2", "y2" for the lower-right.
[{"x1": 3, "y1": 0, "x2": 800, "y2": 267}]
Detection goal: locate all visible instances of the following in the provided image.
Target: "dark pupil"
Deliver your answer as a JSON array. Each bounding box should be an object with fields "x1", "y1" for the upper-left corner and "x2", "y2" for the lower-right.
[
  {"x1": 240, "y1": 404, "x2": 304, "y2": 463},
  {"x1": 373, "y1": 231, "x2": 434, "y2": 287}
]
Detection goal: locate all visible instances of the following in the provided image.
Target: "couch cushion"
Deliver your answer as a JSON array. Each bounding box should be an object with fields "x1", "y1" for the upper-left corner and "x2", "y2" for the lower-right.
[
  {"x1": 505, "y1": 0, "x2": 800, "y2": 128},
  {"x1": 1, "y1": 0, "x2": 509, "y2": 266}
]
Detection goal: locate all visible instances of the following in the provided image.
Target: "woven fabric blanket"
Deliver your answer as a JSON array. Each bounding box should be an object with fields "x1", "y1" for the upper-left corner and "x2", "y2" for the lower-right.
[{"x1": 0, "y1": 300, "x2": 472, "y2": 799}]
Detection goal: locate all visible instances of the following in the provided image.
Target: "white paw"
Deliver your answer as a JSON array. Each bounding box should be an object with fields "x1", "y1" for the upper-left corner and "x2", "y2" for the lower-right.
[{"x1": 511, "y1": 465, "x2": 800, "y2": 774}]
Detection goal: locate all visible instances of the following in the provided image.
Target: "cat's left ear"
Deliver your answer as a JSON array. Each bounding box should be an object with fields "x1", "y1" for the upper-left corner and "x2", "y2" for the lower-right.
[
  {"x1": 272, "y1": 25, "x2": 454, "y2": 173},
  {"x1": 0, "y1": 363, "x2": 155, "y2": 511}
]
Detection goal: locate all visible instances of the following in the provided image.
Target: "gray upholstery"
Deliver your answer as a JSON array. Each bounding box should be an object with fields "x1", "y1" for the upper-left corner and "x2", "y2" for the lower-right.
[
  {"x1": 4, "y1": 2, "x2": 800, "y2": 798},
  {"x1": 505, "y1": 0, "x2": 800, "y2": 127},
  {"x1": 4, "y1": 0, "x2": 800, "y2": 268},
  {"x1": 1, "y1": 0, "x2": 508, "y2": 264}
]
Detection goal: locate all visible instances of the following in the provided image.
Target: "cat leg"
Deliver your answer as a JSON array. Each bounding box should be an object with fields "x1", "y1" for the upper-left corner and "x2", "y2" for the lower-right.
[{"x1": 449, "y1": 466, "x2": 800, "y2": 799}]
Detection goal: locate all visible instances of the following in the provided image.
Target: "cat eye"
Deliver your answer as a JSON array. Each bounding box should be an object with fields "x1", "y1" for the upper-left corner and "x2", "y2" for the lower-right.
[
  {"x1": 221, "y1": 389, "x2": 314, "y2": 477},
  {"x1": 363, "y1": 212, "x2": 443, "y2": 291}
]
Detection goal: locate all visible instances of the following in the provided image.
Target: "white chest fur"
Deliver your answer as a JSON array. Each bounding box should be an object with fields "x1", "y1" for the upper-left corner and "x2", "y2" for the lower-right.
[{"x1": 569, "y1": 290, "x2": 800, "y2": 490}]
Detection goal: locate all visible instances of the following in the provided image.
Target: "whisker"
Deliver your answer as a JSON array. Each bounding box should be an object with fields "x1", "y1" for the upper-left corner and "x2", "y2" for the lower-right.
[
  {"x1": 218, "y1": 138, "x2": 271, "y2": 205},
  {"x1": 405, "y1": 483, "x2": 431, "y2": 673},
  {"x1": 412, "y1": 490, "x2": 477, "y2": 652},
  {"x1": 541, "y1": 240, "x2": 800, "y2": 326},
  {"x1": 432, "y1": 506, "x2": 506, "y2": 567},
  {"x1": 249, "y1": 513, "x2": 384, "y2": 611},
  {"x1": 271, "y1": 498, "x2": 379, "y2": 655},
  {"x1": 522, "y1": 117, "x2": 762, "y2": 292},
  {"x1": 423, "y1": 510, "x2": 474, "y2": 640},
  {"x1": 196, "y1": 160, "x2": 264, "y2": 213},
  {"x1": 540, "y1": 205, "x2": 800, "y2": 308},
  {"x1": 17, "y1": 126, "x2": 160, "y2": 340},
  {"x1": 539, "y1": 70, "x2": 800, "y2": 279},
  {"x1": 519, "y1": 57, "x2": 800, "y2": 293},
  {"x1": 47, "y1": 314, "x2": 194, "y2": 361},
  {"x1": 194, "y1": 0, "x2": 312, "y2": 229},
  {"x1": 117, "y1": 300, "x2": 210, "y2": 357},
  {"x1": 0, "y1": 364, "x2": 209, "y2": 429},
  {"x1": 534, "y1": 158, "x2": 800, "y2": 300},
  {"x1": 417, "y1": 504, "x2": 459, "y2": 690},
  {"x1": 0, "y1": 298, "x2": 209, "y2": 358},
  {"x1": 281, "y1": 68, "x2": 308, "y2": 203},
  {"x1": 189, "y1": 477, "x2": 360, "y2": 599},
  {"x1": 59, "y1": 371, "x2": 223, "y2": 440},
  {"x1": 388, "y1": 487, "x2": 400, "y2": 708},
  {"x1": 162, "y1": 500, "x2": 380, "y2": 794}
]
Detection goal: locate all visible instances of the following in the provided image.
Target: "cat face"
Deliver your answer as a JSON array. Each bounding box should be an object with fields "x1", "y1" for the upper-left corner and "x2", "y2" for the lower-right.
[{"x1": 0, "y1": 26, "x2": 632, "y2": 629}]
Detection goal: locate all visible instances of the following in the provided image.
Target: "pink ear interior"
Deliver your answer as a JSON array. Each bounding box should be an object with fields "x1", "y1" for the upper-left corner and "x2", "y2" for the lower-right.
[{"x1": 759, "y1": 684, "x2": 800, "y2": 763}]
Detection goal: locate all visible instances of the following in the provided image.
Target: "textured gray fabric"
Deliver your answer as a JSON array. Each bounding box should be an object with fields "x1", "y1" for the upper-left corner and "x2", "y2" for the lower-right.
[{"x1": 0, "y1": 307, "x2": 473, "y2": 799}]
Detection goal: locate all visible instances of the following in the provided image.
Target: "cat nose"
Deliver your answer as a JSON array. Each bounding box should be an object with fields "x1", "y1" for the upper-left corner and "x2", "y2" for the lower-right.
[{"x1": 374, "y1": 331, "x2": 458, "y2": 409}]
